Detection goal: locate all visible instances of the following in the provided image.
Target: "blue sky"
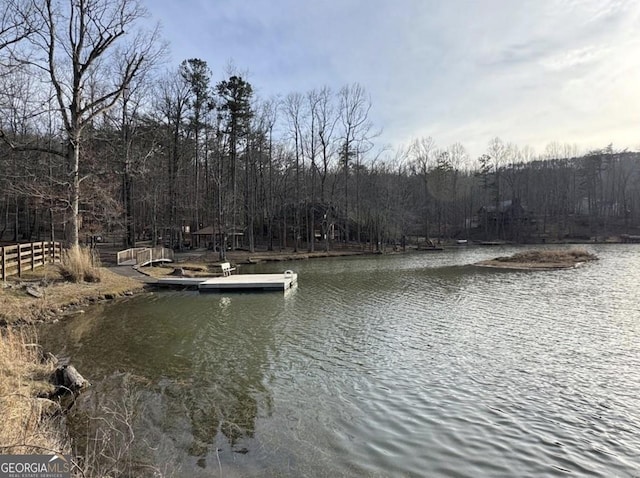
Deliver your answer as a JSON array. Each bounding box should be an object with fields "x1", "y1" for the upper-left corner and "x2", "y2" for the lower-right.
[{"x1": 147, "y1": 0, "x2": 640, "y2": 159}]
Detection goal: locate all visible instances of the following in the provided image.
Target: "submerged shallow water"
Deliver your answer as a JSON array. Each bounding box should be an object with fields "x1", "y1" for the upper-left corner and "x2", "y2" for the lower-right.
[{"x1": 40, "y1": 245, "x2": 640, "y2": 477}]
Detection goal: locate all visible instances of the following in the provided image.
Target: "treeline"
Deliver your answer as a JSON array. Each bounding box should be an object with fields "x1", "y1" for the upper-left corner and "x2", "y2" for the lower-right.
[{"x1": 1, "y1": 0, "x2": 639, "y2": 254}]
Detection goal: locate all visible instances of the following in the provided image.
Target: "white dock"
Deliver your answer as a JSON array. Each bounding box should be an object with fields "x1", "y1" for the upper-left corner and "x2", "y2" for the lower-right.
[
  {"x1": 155, "y1": 277, "x2": 208, "y2": 287},
  {"x1": 155, "y1": 271, "x2": 297, "y2": 292}
]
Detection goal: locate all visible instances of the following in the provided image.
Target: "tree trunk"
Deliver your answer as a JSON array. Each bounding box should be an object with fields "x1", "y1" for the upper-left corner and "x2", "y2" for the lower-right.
[{"x1": 69, "y1": 139, "x2": 80, "y2": 247}]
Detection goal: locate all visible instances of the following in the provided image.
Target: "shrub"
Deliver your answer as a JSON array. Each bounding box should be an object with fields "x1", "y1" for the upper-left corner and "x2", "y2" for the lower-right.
[{"x1": 59, "y1": 246, "x2": 102, "y2": 283}]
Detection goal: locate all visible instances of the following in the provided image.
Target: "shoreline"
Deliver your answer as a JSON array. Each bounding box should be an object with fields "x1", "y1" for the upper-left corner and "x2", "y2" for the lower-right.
[
  {"x1": 0, "y1": 266, "x2": 146, "y2": 326},
  {"x1": 0, "y1": 264, "x2": 149, "y2": 470},
  {"x1": 1, "y1": 248, "x2": 375, "y2": 326}
]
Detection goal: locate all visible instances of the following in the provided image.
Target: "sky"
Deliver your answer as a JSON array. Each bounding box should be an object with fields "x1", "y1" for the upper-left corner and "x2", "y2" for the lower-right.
[{"x1": 146, "y1": 0, "x2": 640, "y2": 159}]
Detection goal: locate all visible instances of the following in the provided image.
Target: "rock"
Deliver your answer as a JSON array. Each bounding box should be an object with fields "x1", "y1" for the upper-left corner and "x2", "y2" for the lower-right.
[
  {"x1": 169, "y1": 267, "x2": 185, "y2": 276},
  {"x1": 26, "y1": 285, "x2": 44, "y2": 298},
  {"x1": 52, "y1": 364, "x2": 89, "y2": 394}
]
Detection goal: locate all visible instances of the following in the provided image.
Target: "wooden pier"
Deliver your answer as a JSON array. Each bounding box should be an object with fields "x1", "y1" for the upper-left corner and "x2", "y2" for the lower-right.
[{"x1": 155, "y1": 271, "x2": 297, "y2": 292}]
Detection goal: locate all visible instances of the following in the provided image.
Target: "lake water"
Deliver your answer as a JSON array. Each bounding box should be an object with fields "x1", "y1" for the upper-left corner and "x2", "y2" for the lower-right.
[{"x1": 40, "y1": 245, "x2": 640, "y2": 477}]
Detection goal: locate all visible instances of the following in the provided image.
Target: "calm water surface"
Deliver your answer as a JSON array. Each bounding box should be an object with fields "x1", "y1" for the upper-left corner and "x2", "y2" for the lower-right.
[{"x1": 40, "y1": 245, "x2": 640, "y2": 477}]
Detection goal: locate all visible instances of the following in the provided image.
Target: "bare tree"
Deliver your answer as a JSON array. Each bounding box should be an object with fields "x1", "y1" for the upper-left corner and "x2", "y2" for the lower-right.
[
  {"x1": 0, "y1": 0, "x2": 163, "y2": 246},
  {"x1": 410, "y1": 136, "x2": 436, "y2": 240},
  {"x1": 283, "y1": 92, "x2": 306, "y2": 251},
  {"x1": 0, "y1": 0, "x2": 40, "y2": 59},
  {"x1": 338, "y1": 83, "x2": 373, "y2": 243},
  {"x1": 316, "y1": 86, "x2": 338, "y2": 207}
]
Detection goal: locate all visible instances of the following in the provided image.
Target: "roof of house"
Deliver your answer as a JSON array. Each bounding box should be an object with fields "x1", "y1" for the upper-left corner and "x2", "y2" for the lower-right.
[{"x1": 193, "y1": 226, "x2": 245, "y2": 236}]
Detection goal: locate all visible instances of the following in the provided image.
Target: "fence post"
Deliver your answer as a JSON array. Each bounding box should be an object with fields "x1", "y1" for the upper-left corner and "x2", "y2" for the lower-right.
[
  {"x1": 30, "y1": 243, "x2": 35, "y2": 271},
  {"x1": 17, "y1": 244, "x2": 22, "y2": 277}
]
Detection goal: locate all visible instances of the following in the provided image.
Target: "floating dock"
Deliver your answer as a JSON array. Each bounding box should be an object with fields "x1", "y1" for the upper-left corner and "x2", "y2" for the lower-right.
[{"x1": 155, "y1": 271, "x2": 297, "y2": 292}]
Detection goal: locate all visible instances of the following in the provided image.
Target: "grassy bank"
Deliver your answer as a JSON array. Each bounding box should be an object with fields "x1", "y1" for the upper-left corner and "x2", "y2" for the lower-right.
[
  {"x1": 1, "y1": 264, "x2": 145, "y2": 325},
  {"x1": 0, "y1": 327, "x2": 69, "y2": 457},
  {"x1": 1, "y1": 251, "x2": 147, "y2": 473}
]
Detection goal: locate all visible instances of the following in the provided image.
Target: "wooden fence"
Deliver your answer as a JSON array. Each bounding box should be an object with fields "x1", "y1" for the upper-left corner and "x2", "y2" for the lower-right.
[
  {"x1": 116, "y1": 247, "x2": 148, "y2": 265},
  {"x1": 135, "y1": 246, "x2": 174, "y2": 267},
  {"x1": 116, "y1": 246, "x2": 174, "y2": 266},
  {"x1": 0, "y1": 242, "x2": 63, "y2": 280}
]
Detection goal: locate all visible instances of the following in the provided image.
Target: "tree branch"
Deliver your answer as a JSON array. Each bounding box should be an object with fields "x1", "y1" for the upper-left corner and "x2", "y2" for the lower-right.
[{"x1": 0, "y1": 129, "x2": 65, "y2": 157}]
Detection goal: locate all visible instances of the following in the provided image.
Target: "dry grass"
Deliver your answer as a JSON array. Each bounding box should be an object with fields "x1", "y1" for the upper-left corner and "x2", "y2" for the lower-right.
[
  {"x1": 59, "y1": 246, "x2": 102, "y2": 283},
  {"x1": 0, "y1": 265, "x2": 145, "y2": 324},
  {"x1": 495, "y1": 248, "x2": 598, "y2": 264},
  {"x1": 0, "y1": 327, "x2": 69, "y2": 456},
  {"x1": 476, "y1": 248, "x2": 598, "y2": 270},
  {"x1": 0, "y1": 258, "x2": 154, "y2": 475}
]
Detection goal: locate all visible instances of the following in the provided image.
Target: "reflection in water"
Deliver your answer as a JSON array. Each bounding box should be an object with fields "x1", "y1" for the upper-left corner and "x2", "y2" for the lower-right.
[
  {"x1": 41, "y1": 292, "x2": 281, "y2": 474},
  {"x1": 40, "y1": 246, "x2": 640, "y2": 477},
  {"x1": 184, "y1": 296, "x2": 274, "y2": 464}
]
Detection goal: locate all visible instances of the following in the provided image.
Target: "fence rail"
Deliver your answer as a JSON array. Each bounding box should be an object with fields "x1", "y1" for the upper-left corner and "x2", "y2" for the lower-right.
[
  {"x1": 0, "y1": 242, "x2": 63, "y2": 280},
  {"x1": 116, "y1": 247, "x2": 148, "y2": 265},
  {"x1": 135, "y1": 246, "x2": 174, "y2": 267},
  {"x1": 117, "y1": 246, "x2": 174, "y2": 266}
]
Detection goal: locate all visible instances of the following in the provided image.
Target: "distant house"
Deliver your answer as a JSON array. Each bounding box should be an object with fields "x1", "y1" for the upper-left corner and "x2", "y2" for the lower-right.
[
  {"x1": 621, "y1": 234, "x2": 640, "y2": 243},
  {"x1": 193, "y1": 226, "x2": 244, "y2": 250},
  {"x1": 478, "y1": 199, "x2": 530, "y2": 228}
]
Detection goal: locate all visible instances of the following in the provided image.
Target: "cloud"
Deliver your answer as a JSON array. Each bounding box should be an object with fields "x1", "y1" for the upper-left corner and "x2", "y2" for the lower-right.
[
  {"x1": 147, "y1": 0, "x2": 640, "y2": 158},
  {"x1": 541, "y1": 46, "x2": 609, "y2": 71}
]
